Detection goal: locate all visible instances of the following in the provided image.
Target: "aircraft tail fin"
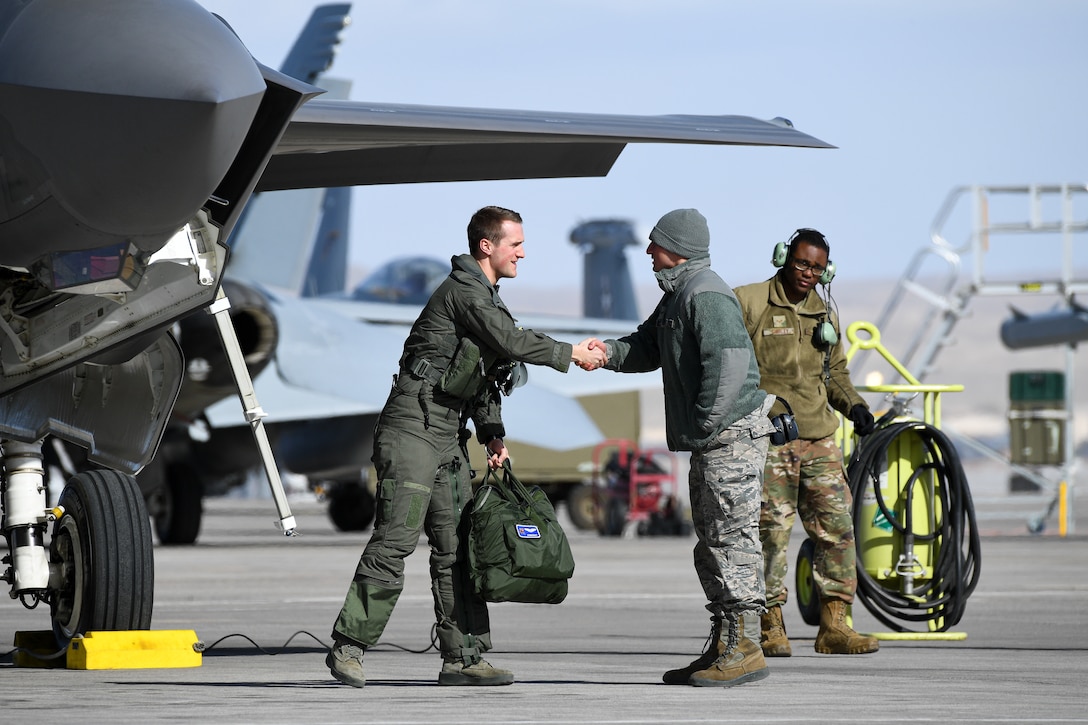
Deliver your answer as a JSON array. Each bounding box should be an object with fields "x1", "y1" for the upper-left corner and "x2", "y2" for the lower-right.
[
  {"x1": 279, "y1": 3, "x2": 353, "y2": 84},
  {"x1": 570, "y1": 220, "x2": 641, "y2": 321},
  {"x1": 223, "y1": 4, "x2": 353, "y2": 295}
]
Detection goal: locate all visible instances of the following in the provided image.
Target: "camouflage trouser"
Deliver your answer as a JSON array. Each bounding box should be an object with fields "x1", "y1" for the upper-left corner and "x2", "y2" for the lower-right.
[
  {"x1": 760, "y1": 436, "x2": 857, "y2": 607},
  {"x1": 688, "y1": 398, "x2": 774, "y2": 619},
  {"x1": 332, "y1": 372, "x2": 491, "y2": 662}
]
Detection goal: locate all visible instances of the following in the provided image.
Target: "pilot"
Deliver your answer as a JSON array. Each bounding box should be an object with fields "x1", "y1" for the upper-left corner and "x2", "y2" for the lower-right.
[
  {"x1": 733, "y1": 228, "x2": 879, "y2": 657},
  {"x1": 326, "y1": 205, "x2": 604, "y2": 688}
]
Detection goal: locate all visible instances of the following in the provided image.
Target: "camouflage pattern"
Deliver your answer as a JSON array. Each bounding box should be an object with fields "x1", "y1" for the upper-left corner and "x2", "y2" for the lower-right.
[
  {"x1": 760, "y1": 436, "x2": 857, "y2": 606},
  {"x1": 689, "y1": 401, "x2": 774, "y2": 619}
]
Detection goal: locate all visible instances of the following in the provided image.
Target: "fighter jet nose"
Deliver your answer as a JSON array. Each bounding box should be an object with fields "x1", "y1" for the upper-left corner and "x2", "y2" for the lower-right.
[
  {"x1": 0, "y1": 0, "x2": 263, "y2": 103},
  {"x1": 0, "y1": 0, "x2": 267, "y2": 264}
]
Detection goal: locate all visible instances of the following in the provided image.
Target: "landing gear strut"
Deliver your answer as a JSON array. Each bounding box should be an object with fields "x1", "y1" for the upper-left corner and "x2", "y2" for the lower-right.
[{"x1": 2, "y1": 440, "x2": 154, "y2": 647}]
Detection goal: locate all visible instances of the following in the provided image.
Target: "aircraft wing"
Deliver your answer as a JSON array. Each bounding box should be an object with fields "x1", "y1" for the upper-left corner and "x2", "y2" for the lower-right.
[
  {"x1": 202, "y1": 290, "x2": 615, "y2": 451},
  {"x1": 299, "y1": 297, "x2": 662, "y2": 396},
  {"x1": 258, "y1": 102, "x2": 834, "y2": 191}
]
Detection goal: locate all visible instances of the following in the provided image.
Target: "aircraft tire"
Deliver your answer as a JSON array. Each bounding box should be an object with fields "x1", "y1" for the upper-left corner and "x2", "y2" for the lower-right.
[
  {"x1": 154, "y1": 464, "x2": 203, "y2": 545},
  {"x1": 794, "y1": 537, "x2": 820, "y2": 626},
  {"x1": 327, "y1": 483, "x2": 376, "y2": 532},
  {"x1": 50, "y1": 470, "x2": 155, "y2": 645},
  {"x1": 566, "y1": 483, "x2": 598, "y2": 531}
]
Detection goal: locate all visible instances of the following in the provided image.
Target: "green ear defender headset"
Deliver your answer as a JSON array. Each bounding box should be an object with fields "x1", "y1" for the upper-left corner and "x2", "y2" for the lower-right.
[
  {"x1": 772, "y1": 228, "x2": 838, "y2": 346},
  {"x1": 815, "y1": 316, "x2": 838, "y2": 347},
  {"x1": 772, "y1": 228, "x2": 836, "y2": 285}
]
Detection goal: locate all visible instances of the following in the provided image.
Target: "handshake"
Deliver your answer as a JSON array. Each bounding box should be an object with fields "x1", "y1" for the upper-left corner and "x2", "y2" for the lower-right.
[{"x1": 572, "y1": 337, "x2": 608, "y2": 371}]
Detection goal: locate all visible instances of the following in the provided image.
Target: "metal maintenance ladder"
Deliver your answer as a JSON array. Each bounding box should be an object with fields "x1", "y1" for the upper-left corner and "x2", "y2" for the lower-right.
[{"x1": 854, "y1": 183, "x2": 1088, "y2": 534}]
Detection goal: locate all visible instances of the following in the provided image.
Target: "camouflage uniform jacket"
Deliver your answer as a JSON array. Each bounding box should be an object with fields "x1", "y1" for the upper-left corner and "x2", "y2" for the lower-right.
[
  {"x1": 603, "y1": 256, "x2": 766, "y2": 452},
  {"x1": 399, "y1": 253, "x2": 573, "y2": 443},
  {"x1": 733, "y1": 275, "x2": 865, "y2": 441}
]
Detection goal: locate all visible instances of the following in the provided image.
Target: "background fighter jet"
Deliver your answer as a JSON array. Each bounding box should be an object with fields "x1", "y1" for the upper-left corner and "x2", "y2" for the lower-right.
[
  {"x1": 194, "y1": 249, "x2": 657, "y2": 537},
  {"x1": 0, "y1": 0, "x2": 831, "y2": 646}
]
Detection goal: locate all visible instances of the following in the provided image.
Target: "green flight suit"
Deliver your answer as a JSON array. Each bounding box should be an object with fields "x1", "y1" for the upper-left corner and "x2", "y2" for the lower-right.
[{"x1": 332, "y1": 253, "x2": 572, "y2": 662}]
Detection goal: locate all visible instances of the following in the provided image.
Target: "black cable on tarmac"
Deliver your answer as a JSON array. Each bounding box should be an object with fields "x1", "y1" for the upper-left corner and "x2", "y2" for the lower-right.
[{"x1": 847, "y1": 419, "x2": 982, "y2": 632}]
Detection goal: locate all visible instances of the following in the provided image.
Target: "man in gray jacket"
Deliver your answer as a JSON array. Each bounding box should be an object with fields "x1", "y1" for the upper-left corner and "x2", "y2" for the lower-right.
[
  {"x1": 326, "y1": 206, "x2": 604, "y2": 688},
  {"x1": 589, "y1": 208, "x2": 775, "y2": 687}
]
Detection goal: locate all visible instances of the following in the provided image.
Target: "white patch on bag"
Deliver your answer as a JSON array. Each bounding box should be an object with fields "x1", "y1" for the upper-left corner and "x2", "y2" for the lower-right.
[{"x1": 515, "y1": 524, "x2": 541, "y2": 539}]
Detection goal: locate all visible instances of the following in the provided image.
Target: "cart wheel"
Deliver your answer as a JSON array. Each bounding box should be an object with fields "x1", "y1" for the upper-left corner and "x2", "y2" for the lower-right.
[
  {"x1": 795, "y1": 537, "x2": 820, "y2": 626},
  {"x1": 601, "y1": 497, "x2": 627, "y2": 537}
]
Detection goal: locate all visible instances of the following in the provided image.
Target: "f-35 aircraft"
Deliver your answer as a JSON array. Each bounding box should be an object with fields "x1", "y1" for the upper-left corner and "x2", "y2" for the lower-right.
[{"x1": 0, "y1": 0, "x2": 832, "y2": 646}]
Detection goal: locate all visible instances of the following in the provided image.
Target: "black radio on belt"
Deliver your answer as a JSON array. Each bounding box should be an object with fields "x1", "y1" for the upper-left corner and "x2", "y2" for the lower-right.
[{"x1": 770, "y1": 396, "x2": 799, "y2": 446}]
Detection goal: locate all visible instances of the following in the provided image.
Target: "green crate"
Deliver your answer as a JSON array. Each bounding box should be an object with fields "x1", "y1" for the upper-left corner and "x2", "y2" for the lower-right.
[{"x1": 1009, "y1": 370, "x2": 1064, "y2": 406}]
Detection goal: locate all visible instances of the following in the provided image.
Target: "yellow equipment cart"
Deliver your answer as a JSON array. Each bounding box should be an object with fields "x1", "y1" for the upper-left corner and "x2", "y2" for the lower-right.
[{"x1": 794, "y1": 322, "x2": 980, "y2": 639}]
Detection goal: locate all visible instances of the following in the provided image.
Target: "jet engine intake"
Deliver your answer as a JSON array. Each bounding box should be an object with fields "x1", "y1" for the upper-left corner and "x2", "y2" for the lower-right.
[{"x1": 173, "y1": 279, "x2": 279, "y2": 419}]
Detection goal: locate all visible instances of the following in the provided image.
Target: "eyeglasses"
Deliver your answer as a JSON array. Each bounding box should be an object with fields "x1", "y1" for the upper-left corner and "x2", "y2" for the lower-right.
[{"x1": 792, "y1": 259, "x2": 827, "y2": 275}]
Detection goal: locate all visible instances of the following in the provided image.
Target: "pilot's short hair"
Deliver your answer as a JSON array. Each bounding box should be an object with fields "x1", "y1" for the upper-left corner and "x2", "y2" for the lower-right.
[{"x1": 468, "y1": 206, "x2": 523, "y2": 256}]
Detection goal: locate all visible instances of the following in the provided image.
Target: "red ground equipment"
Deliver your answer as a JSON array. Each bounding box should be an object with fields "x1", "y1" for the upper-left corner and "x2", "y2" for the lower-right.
[{"x1": 591, "y1": 439, "x2": 690, "y2": 537}]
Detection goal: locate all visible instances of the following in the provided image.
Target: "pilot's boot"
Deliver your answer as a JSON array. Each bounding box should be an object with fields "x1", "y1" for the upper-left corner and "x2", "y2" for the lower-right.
[
  {"x1": 760, "y1": 605, "x2": 792, "y2": 657},
  {"x1": 326, "y1": 640, "x2": 367, "y2": 688},
  {"x1": 814, "y1": 598, "x2": 879, "y2": 655},
  {"x1": 662, "y1": 616, "x2": 724, "y2": 685},
  {"x1": 689, "y1": 613, "x2": 770, "y2": 687},
  {"x1": 438, "y1": 654, "x2": 514, "y2": 686}
]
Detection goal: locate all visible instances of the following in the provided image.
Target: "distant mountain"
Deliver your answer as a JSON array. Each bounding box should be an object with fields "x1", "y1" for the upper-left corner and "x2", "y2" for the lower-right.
[{"x1": 500, "y1": 277, "x2": 1088, "y2": 447}]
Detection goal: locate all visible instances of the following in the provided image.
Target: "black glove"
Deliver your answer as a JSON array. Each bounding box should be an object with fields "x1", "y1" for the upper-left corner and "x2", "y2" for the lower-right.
[{"x1": 848, "y1": 404, "x2": 875, "y2": 436}]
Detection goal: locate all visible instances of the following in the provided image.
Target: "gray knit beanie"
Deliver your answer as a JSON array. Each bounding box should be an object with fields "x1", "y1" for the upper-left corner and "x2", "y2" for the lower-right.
[{"x1": 648, "y1": 208, "x2": 710, "y2": 258}]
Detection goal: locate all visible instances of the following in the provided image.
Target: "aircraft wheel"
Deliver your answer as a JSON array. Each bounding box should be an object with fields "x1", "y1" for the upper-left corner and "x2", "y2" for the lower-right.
[
  {"x1": 153, "y1": 463, "x2": 203, "y2": 545},
  {"x1": 328, "y1": 482, "x2": 376, "y2": 532},
  {"x1": 50, "y1": 470, "x2": 155, "y2": 645},
  {"x1": 795, "y1": 537, "x2": 820, "y2": 626},
  {"x1": 566, "y1": 483, "x2": 597, "y2": 531}
]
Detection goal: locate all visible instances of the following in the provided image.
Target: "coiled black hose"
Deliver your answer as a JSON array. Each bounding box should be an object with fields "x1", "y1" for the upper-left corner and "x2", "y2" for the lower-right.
[{"x1": 848, "y1": 420, "x2": 982, "y2": 632}]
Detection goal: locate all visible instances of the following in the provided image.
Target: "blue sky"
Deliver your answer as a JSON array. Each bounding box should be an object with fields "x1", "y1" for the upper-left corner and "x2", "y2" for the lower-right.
[{"x1": 198, "y1": 0, "x2": 1088, "y2": 297}]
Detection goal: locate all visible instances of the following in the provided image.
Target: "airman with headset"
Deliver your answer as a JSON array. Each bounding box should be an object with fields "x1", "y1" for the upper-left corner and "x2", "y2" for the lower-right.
[{"x1": 733, "y1": 228, "x2": 879, "y2": 657}]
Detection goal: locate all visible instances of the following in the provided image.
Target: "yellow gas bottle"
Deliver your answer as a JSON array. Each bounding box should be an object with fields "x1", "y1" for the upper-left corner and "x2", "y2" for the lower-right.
[{"x1": 856, "y1": 421, "x2": 938, "y2": 592}]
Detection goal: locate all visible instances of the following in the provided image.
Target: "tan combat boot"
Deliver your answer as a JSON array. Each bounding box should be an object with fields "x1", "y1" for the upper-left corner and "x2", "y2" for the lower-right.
[
  {"x1": 438, "y1": 654, "x2": 515, "y2": 686},
  {"x1": 814, "y1": 598, "x2": 879, "y2": 654},
  {"x1": 689, "y1": 613, "x2": 770, "y2": 687},
  {"x1": 760, "y1": 605, "x2": 792, "y2": 657},
  {"x1": 662, "y1": 616, "x2": 724, "y2": 685},
  {"x1": 326, "y1": 640, "x2": 366, "y2": 688}
]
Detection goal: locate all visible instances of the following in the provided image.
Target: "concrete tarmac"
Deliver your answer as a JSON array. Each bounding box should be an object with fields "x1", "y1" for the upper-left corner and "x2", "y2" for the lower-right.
[{"x1": 2, "y1": 471, "x2": 1087, "y2": 725}]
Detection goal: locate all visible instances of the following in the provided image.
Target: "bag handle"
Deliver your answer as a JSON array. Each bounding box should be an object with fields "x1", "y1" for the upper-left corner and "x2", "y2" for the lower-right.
[
  {"x1": 479, "y1": 461, "x2": 537, "y2": 508},
  {"x1": 501, "y1": 460, "x2": 538, "y2": 503}
]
